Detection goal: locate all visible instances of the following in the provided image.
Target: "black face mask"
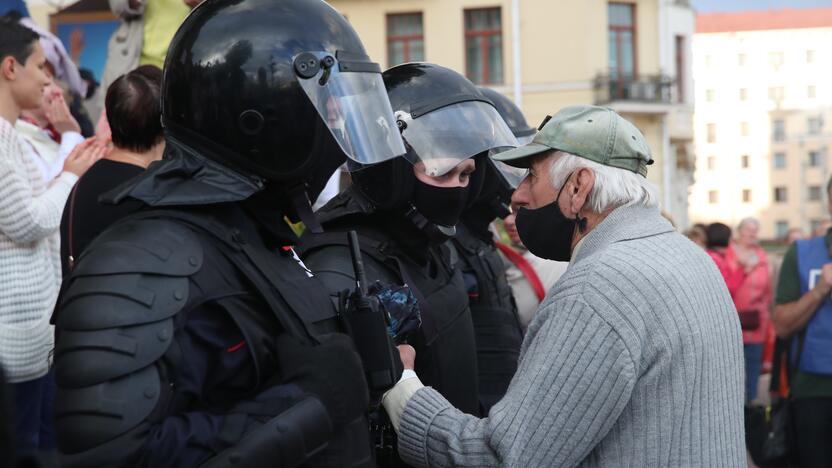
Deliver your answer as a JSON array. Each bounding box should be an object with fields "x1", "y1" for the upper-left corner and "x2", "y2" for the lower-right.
[
  {"x1": 412, "y1": 180, "x2": 469, "y2": 229},
  {"x1": 515, "y1": 173, "x2": 587, "y2": 262}
]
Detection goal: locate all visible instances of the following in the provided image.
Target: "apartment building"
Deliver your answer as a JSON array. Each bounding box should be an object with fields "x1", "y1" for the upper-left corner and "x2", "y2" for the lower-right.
[{"x1": 690, "y1": 8, "x2": 832, "y2": 239}]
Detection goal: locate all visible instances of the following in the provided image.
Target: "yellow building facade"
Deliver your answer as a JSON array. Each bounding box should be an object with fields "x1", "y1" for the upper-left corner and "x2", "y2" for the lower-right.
[{"x1": 328, "y1": 0, "x2": 696, "y2": 227}]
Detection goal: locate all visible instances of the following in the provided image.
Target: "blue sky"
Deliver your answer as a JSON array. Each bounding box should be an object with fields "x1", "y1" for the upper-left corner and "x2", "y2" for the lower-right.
[{"x1": 692, "y1": 0, "x2": 832, "y2": 13}]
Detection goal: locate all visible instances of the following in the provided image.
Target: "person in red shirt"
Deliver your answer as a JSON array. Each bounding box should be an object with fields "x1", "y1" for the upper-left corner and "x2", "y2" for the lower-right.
[{"x1": 707, "y1": 221, "x2": 771, "y2": 402}]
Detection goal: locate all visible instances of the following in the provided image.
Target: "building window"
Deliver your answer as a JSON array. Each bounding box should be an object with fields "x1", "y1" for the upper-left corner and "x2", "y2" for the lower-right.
[
  {"x1": 707, "y1": 123, "x2": 716, "y2": 143},
  {"x1": 776, "y1": 221, "x2": 789, "y2": 238},
  {"x1": 675, "y1": 35, "x2": 685, "y2": 102},
  {"x1": 769, "y1": 86, "x2": 785, "y2": 101},
  {"x1": 707, "y1": 155, "x2": 716, "y2": 170},
  {"x1": 808, "y1": 117, "x2": 823, "y2": 135},
  {"x1": 774, "y1": 186, "x2": 787, "y2": 203},
  {"x1": 464, "y1": 8, "x2": 503, "y2": 85},
  {"x1": 742, "y1": 189, "x2": 752, "y2": 203},
  {"x1": 769, "y1": 51, "x2": 784, "y2": 69},
  {"x1": 738, "y1": 53, "x2": 747, "y2": 66},
  {"x1": 387, "y1": 13, "x2": 425, "y2": 66},
  {"x1": 739, "y1": 88, "x2": 748, "y2": 101},
  {"x1": 808, "y1": 85, "x2": 817, "y2": 99},
  {"x1": 773, "y1": 119, "x2": 785, "y2": 142},
  {"x1": 741, "y1": 155, "x2": 750, "y2": 168},
  {"x1": 708, "y1": 190, "x2": 718, "y2": 204},
  {"x1": 809, "y1": 150, "x2": 822, "y2": 167},
  {"x1": 705, "y1": 89, "x2": 715, "y2": 102},
  {"x1": 773, "y1": 152, "x2": 786, "y2": 169},
  {"x1": 807, "y1": 49, "x2": 816, "y2": 63},
  {"x1": 608, "y1": 2, "x2": 636, "y2": 82},
  {"x1": 741, "y1": 122, "x2": 750, "y2": 136},
  {"x1": 809, "y1": 185, "x2": 823, "y2": 201}
]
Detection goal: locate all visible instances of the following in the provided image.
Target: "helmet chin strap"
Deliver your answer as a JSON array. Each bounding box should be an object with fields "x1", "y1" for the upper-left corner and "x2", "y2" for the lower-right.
[
  {"x1": 403, "y1": 205, "x2": 457, "y2": 243},
  {"x1": 288, "y1": 183, "x2": 323, "y2": 234}
]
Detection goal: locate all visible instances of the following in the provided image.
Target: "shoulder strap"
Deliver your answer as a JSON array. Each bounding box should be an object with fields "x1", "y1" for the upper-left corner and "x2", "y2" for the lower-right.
[
  {"x1": 125, "y1": 209, "x2": 319, "y2": 343},
  {"x1": 66, "y1": 182, "x2": 81, "y2": 270},
  {"x1": 300, "y1": 230, "x2": 391, "y2": 267}
]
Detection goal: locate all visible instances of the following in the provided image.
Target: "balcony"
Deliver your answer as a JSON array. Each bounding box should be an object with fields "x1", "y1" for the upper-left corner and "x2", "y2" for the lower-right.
[{"x1": 593, "y1": 74, "x2": 676, "y2": 107}]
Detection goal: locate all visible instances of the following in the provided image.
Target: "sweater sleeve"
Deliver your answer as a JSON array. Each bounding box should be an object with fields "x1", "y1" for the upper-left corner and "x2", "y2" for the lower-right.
[
  {"x1": 0, "y1": 158, "x2": 78, "y2": 244},
  {"x1": 397, "y1": 298, "x2": 637, "y2": 468}
]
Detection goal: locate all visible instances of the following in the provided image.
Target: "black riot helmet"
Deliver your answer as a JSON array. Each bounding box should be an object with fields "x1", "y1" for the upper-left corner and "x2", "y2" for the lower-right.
[
  {"x1": 463, "y1": 88, "x2": 534, "y2": 219},
  {"x1": 350, "y1": 63, "x2": 518, "y2": 240},
  {"x1": 477, "y1": 87, "x2": 536, "y2": 144},
  {"x1": 161, "y1": 0, "x2": 404, "y2": 225}
]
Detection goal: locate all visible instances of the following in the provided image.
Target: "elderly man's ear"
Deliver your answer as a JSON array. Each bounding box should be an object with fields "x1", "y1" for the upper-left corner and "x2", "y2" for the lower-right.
[{"x1": 566, "y1": 167, "x2": 595, "y2": 215}]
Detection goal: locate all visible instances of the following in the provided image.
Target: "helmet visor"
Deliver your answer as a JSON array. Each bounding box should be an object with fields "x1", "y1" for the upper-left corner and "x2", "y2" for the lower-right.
[
  {"x1": 491, "y1": 159, "x2": 528, "y2": 189},
  {"x1": 398, "y1": 101, "x2": 518, "y2": 177},
  {"x1": 295, "y1": 51, "x2": 406, "y2": 166}
]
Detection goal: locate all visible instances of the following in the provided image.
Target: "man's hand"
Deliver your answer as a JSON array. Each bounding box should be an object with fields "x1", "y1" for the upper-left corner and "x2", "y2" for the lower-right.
[
  {"x1": 397, "y1": 344, "x2": 415, "y2": 370},
  {"x1": 46, "y1": 93, "x2": 81, "y2": 135},
  {"x1": 814, "y1": 263, "x2": 832, "y2": 299},
  {"x1": 63, "y1": 138, "x2": 106, "y2": 177}
]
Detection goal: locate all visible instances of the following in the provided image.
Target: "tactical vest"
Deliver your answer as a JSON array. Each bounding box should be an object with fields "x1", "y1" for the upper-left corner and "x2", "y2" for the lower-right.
[
  {"x1": 452, "y1": 223, "x2": 523, "y2": 414},
  {"x1": 300, "y1": 227, "x2": 480, "y2": 416},
  {"x1": 795, "y1": 236, "x2": 832, "y2": 375},
  {"x1": 54, "y1": 207, "x2": 373, "y2": 468}
]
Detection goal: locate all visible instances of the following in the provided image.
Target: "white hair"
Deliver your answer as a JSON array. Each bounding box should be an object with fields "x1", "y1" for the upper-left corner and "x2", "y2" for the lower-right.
[
  {"x1": 548, "y1": 151, "x2": 659, "y2": 213},
  {"x1": 738, "y1": 217, "x2": 759, "y2": 230}
]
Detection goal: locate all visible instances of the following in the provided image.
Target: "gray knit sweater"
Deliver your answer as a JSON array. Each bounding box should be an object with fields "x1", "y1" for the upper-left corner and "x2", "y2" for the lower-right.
[{"x1": 398, "y1": 204, "x2": 745, "y2": 467}]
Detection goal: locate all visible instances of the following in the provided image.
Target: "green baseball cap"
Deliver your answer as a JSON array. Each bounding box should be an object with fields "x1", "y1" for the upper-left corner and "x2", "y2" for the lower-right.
[{"x1": 493, "y1": 105, "x2": 654, "y2": 177}]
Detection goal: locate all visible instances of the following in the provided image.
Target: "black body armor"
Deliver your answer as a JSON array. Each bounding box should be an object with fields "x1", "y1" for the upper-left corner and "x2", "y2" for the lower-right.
[{"x1": 299, "y1": 187, "x2": 479, "y2": 466}]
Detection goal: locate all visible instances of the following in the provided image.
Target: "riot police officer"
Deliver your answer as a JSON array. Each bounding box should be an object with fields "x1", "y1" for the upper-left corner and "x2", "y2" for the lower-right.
[
  {"x1": 452, "y1": 88, "x2": 536, "y2": 414},
  {"x1": 298, "y1": 63, "x2": 518, "y2": 465},
  {"x1": 52, "y1": 0, "x2": 405, "y2": 467}
]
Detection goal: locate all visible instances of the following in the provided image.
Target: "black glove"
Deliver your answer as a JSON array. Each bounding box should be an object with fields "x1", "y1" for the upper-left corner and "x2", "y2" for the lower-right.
[{"x1": 276, "y1": 333, "x2": 369, "y2": 428}]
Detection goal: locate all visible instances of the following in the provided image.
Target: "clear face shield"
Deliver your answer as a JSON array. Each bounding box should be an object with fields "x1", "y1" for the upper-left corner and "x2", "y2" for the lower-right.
[
  {"x1": 396, "y1": 100, "x2": 519, "y2": 177},
  {"x1": 489, "y1": 158, "x2": 528, "y2": 189},
  {"x1": 294, "y1": 51, "x2": 406, "y2": 168}
]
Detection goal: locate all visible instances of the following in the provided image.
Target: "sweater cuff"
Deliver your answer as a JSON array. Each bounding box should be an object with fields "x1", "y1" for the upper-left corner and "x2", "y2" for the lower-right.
[
  {"x1": 57, "y1": 171, "x2": 79, "y2": 186},
  {"x1": 397, "y1": 387, "x2": 453, "y2": 468}
]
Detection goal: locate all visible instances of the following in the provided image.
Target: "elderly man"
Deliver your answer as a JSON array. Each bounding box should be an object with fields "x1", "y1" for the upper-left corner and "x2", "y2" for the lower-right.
[{"x1": 382, "y1": 105, "x2": 745, "y2": 467}]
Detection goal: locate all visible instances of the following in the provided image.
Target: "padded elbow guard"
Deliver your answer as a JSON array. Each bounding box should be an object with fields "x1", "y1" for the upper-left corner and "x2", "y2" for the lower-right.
[{"x1": 54, "y1": 219, "x2": 203, "y2": 466}]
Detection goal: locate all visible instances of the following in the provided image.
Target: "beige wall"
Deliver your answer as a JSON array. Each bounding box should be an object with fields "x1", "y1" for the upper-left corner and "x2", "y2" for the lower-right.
[
  {"x1": 329, "y1": 0, "x2": 663, "y2": 123},
  {"x1": 329, "y1": 0, "x2": 691, "y2": 220}
]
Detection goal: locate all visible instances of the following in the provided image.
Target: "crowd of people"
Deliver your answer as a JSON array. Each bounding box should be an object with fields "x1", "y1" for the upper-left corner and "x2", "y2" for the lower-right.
[
  {"x1": 682, "y1": 205, "x2": 832, "y2": 466},
  {"x1": 0, "y1": 0, "x2": 829, "y2": 467}
]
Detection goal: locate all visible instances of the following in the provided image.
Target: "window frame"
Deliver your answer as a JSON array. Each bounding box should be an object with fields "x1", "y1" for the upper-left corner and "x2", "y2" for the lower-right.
[
  {"x1": 608, "y1": 2, "x2": 638, "y2": 98},
  {"x1": 386, "y1": 12, "x2": 425, "y2": 67},
  {"x1": 774, "y1": 186, "x2": 788, "y2": 203},
  {"x1": 464, "y1": 7, "x2": 504, "y2": 85}
]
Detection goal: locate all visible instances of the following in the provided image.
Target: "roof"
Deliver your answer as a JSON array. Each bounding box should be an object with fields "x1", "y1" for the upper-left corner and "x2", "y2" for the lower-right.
[{"x1": 696, "y1": 7, "x2": 832, "y2": 33}]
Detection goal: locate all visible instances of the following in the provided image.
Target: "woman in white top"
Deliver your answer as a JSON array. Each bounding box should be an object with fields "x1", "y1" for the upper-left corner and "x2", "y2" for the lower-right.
[{"x1": 16, "y1": 81, "x2": 85, "y2": 183}]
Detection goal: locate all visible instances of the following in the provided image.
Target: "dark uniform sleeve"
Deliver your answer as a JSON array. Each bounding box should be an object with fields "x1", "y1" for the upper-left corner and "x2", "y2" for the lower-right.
[
  {"x1": 776, "y1": 243, "x2": 801, "y2": 305},
  {"x1": 133, "y1": 299, "x2": 307, "y2": 468}
]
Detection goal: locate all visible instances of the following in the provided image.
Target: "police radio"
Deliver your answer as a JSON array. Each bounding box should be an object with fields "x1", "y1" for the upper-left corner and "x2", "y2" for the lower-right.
[{"x1": 344, "y1": 231, "x2": 399, "y2": 399}]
